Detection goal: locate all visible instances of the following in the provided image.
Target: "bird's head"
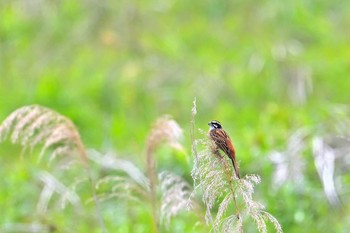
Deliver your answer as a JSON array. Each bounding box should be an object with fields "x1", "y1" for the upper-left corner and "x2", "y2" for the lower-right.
[{"x1": 208, "y1": 120, "x2": 222, "y2": 130}]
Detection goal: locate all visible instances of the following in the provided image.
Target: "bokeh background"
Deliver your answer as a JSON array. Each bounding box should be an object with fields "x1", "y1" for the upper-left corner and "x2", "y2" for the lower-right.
[{"x1": 1, "y1": 0, "x2": 350, "y2": 232}]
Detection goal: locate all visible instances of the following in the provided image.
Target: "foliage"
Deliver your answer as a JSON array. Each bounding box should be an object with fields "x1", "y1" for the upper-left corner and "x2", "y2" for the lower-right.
[
  {"x1": 1, "y1": 0, "x2": 350, "y2": 232},
  {"x1": 0, "y1": 107, "x2": 196, "y2": 232}
]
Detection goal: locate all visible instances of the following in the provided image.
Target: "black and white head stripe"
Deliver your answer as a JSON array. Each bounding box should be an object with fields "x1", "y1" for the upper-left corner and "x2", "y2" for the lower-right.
[{"x1": 208, "y1": 120, "x2": 222, "y2": 129}]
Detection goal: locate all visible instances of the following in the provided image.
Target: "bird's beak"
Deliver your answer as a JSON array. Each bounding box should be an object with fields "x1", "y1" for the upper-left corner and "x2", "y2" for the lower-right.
[{"x1": 208, "y1": 123, "x2": 211, "y2": 126}]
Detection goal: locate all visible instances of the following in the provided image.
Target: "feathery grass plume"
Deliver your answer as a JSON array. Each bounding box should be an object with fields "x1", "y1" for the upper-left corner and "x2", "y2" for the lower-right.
[
  {"x1": 90, "y1": 151, "x2": 192, "y2": 221},
  {"x1": 146, "y1": 115, "x2": 183, "y2": 232},
  {"x1": 159, "y1": 171, "x2": 192, "y2": 226},
  {"x1": 190, "y1": 99, "x2": 282, "y2": 233},
  {"x1": 89, "y1": 150, "x2": 149, "y2": 203},
  {"x1": 0, "y1": 105, "x2": 87, "y2": 163},
  {"x1": 0, "y1": 105, "x2": 106, "y2": 233},
  {"x1": 91, "y1": 116, "x2": 190, "y2": 231}
]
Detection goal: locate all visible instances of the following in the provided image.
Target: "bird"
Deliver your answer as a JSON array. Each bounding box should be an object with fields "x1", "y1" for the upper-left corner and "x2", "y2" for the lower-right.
[{"x1": 208, "y1": 120, "x2": 240, "y2": 179}]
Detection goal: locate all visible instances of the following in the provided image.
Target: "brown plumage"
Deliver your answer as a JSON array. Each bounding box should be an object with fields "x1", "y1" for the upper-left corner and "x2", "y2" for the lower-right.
[{"x1": 208, "y1": 120, "x2": 240, "y2": 179}]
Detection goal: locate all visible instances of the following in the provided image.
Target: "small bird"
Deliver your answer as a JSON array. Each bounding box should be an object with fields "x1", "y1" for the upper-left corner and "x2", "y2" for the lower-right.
[{"x1": 208, "y1": 120, "x2": 240, "y2": 179}]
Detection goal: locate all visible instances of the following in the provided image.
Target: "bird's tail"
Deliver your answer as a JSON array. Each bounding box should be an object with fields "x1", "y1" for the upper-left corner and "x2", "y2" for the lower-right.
[{"x1": 230, "y1": 158, "x2": 240, "y2": 179}]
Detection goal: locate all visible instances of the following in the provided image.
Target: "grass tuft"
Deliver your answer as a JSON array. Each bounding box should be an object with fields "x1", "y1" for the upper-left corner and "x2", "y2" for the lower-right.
[
  {"x1": 190, "y1": 99, "x2": 283, "y2": 233},
  {"x1": 0, "y1": 105, "x2": 106, "y2": 233},
  {"x1": 90, "y1": 116, "x2": 191, "y2": 232},
  {"x1": 0, "y1": 105, "x2": 87, "y2": 163}
]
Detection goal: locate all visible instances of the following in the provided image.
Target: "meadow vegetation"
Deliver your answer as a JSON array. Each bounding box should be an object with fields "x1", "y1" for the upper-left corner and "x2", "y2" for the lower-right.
[{"x1": 1, "y1": 0, "x2": 350, "y2": 232}]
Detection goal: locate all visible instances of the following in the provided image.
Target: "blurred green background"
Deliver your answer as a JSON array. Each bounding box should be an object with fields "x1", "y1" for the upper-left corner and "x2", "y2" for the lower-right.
[{"x1": 1, "y1": 0, "x2": 350, "y2": 232}]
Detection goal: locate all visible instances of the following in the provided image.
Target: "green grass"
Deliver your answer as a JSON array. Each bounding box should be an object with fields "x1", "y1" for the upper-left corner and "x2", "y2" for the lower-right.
[{"x1": 1, "y1": 0, "x2": 350, "y2": 232}]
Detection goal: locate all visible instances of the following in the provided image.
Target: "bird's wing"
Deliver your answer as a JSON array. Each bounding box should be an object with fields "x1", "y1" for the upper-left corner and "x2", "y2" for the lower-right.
[
  {"x1": 209, "y1": 129, "x2": 234, "y2": 156},
  {"x1": 209, "y1": 129, "x2": 240, "y2": 178}
]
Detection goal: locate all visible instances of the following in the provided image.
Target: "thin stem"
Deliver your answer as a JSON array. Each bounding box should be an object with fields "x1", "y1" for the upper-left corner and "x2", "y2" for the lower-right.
[
  {"x1": 87, "y1": 170, "x2": 107, "y2": 233},
  {"x1": 73, "y1": 123, "x2": 107, "y2": 233},
  {"x1": 221, "y1": 158, "x2": 240, "y2": 219},
  {"x1": 80, "y1": 148, "x2": 107, "y2": 233},
  {"x1": 190, "y1": 98, "x2": 198, "y2": 163},
  {"x1": 146, "y1": 146, "x2": 159, "y2": 233}
]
